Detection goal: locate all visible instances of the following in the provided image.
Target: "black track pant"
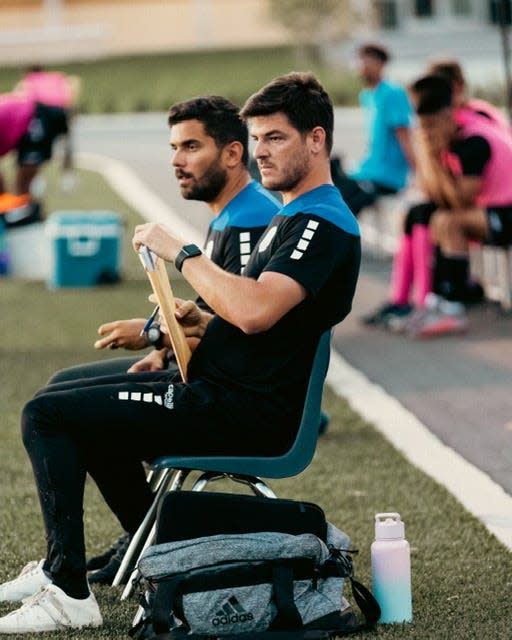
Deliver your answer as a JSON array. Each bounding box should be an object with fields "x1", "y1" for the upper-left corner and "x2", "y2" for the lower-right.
[{"x1": 22, "y1": 371, "x2": 288, "y2": 597}]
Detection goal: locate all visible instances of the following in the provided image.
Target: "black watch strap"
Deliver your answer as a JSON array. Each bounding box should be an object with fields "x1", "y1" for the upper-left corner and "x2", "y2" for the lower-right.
[{"x1": 175, "y1": 244, "x2": 202, "y2": 273}]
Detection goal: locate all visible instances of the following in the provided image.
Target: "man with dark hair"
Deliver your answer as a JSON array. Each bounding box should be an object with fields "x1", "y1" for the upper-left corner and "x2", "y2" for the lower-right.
[
  {"x1": 40, "y1": 95, "x2": 280, "y2": 585},
  {"x1": 0, "y1": 73, "x2": 360, "y2": 633},
  {"x1": 410, "y1": 73, "x2": 512, "y2": 334},
  {"x1": 49, "y1": 95, "x2": 277, "y2": 381},
  {"x1": 364, "y1": 73, "x2": 512, "y2": 336},
  {"x1": 331, "y1": 42, "x2": 414, "y2": 216},
  {"x1": 427, "y1": 59, "x2": 511, "y2": 134}
]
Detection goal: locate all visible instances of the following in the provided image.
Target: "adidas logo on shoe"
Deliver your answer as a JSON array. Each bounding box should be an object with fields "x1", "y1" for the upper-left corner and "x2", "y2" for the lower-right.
[{"x1": 211, "y1": 595, "x2": 254, "y2": 626}]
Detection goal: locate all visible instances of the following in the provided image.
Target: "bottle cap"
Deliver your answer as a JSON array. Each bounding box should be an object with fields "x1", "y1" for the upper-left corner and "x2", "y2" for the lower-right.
[{"x1": 375, "y1": 512, "x2": 405, "y2": 540}]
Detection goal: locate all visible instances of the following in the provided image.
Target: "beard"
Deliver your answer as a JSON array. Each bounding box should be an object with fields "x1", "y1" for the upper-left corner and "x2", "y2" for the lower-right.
[
  {"x1": 259, "y1": 148, "x2": 311, "y2": 193},
  {"x1": 177, "y1": 157, "x2": 227, "y2": 202}
]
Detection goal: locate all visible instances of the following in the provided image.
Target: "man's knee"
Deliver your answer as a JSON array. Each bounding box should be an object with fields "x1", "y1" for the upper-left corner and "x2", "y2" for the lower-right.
[{"x1": 20, "y1": 395, "x2": 52, "y2": 450}]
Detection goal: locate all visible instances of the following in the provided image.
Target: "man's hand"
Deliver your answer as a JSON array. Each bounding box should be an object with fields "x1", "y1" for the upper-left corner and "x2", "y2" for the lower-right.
[
  {"x1": 127, "y1": 348, "x2": 169, "y2": 372},
  {"x1": 132, "y1": 222, "x2": 183, "y2": 263},
  {"x1": 174, "y1": 299, "x2": 213, "y2": 338},
  {"x1": 94, "y1": 319, "x2": 148, "y2": 351}
]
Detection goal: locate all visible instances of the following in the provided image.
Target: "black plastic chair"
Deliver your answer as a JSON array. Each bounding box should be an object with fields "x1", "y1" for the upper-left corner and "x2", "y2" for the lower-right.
[{"x1": 113, "y1": 330, "x2": 331, "y2": 598}]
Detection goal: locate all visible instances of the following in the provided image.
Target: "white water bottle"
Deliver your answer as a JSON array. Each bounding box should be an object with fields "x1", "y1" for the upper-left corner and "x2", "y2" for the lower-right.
[{"x1": 371, "y1": 512, "x2": 412, "y2": 623}]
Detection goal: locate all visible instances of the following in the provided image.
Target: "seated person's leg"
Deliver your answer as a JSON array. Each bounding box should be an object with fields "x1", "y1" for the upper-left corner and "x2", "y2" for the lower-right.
[
  {"x1": 362, "y1": 202, "x2": 436, "y2": 329},
  {"x1": 430, "y1": 207, "x2": 486, "y2": 302},
  {"x1": 15, "y1": 103, "x2": 69, "y2": 195},
  {"x1": 330, "y1": 156, "x2": 382, "y2": 216},
  {"x1": 408, "y1": 208, "x2": 487, "y2": 337},
  {"x1": 47, "y1": 357, "x2": 142, "y2": 385}
]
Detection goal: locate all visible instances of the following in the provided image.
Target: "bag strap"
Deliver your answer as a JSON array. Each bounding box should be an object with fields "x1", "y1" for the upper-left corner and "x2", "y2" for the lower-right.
[
  {"x1": 270, "y1": 565, "x2": 303, "y2": 630},
  {"x1": 347, "y1": 577, "x2": 381, "y2": 630},
  {"x1": 152, "y1": 576, "x2": 184, "y2": 635}
]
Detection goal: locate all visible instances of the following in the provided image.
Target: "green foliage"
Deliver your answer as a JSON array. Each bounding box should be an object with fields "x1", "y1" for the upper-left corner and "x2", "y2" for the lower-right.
[{"x1": 0, "y1": 47, "x2": 360, "y2": 112}]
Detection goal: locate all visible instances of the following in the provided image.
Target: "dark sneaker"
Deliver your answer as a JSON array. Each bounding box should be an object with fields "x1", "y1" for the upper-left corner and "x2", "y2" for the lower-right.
[
  {"x1": 361, "y1": 302, "x2": 413, "y2": 327},
  {"x1": 86, "y1": 532, "x2": 130, "y2": 572},
  {"x1": 88, "y1": 535, "x2": 132, "y2": 586},
  {"x1": 318, "y1": 412, "x2": 330, "y2": 436}
]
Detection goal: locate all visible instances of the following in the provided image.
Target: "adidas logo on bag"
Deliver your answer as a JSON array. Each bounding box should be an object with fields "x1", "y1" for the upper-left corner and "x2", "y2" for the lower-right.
[{"x1": 212, "y1": 595, "x2": 254, "y2": 626}]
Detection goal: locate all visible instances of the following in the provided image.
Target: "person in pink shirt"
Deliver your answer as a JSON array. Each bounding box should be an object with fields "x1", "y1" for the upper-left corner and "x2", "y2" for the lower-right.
[
  {"x1": 427, "y1": 59, "x2": 511, "y2": 136},
  {"x1": 363, "y1": 74, "x2": 512, "y2": 336},
  {"x1": 0, "y1": 89, "x2": 69, "y2": 210},
  {"x1": 14, "y1": 66, "x2": 80, "y2": 110}
]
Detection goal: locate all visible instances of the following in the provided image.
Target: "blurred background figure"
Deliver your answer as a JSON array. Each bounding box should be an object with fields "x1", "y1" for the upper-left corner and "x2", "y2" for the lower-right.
[
  {"x1": 426, "y1": 58, "x2": 512, "y2": 135},
  {"x1": 331, "y1": 42, "x2": 415, "y2": 217},
  {"x1": 0, "y1": 91, "x2": 69, "y2": 225},
  {"x1": 363, "y1": 73, "x2": 512, "y2": 337},
  {"x1": 14, "y1": 65, "x2": 81, "y2": 193}
]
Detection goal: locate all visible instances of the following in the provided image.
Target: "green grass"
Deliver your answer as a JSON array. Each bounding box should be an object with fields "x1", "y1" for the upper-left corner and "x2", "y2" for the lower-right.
[
  {"x1": 1, "y1": 166, "x2": 512, "y2": 638},
  {"x1": 0, "y1": 47, "x2": 361, "y2": 113}
]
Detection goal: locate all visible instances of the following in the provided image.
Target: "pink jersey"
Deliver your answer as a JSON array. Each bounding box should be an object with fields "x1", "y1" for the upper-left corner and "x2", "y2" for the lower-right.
[
  {"x1": 19, "y1": 71, "x2": 74, "y2": 108},
  {"x1": 459, "y1": 117, "x2": 512, "y2": 207},
  {"x1": 455, "y1": 99, "x2": 512, "y2": 135},
  {"x1": 0, "y1": 93, "x2": 35, "y2": 157}
]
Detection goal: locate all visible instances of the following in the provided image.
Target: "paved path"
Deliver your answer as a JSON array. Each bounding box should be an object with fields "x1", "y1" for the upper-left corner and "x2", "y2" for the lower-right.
[{"x1": 73, "y1": 110, "x2": 512, "y2": 499}]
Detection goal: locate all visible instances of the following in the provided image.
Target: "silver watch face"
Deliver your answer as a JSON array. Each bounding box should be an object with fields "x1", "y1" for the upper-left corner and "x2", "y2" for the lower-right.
[{"x1": 147, "y1": 325, "x2": 161, "y2": 343}]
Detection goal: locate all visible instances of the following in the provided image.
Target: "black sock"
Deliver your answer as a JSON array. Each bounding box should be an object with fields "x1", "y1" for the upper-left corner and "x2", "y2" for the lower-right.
[
  {"x1": 434, "y1": 252, "x2": 469, "y2": 302},
  {"x1": 51, "y1": 570, "x2": 90, "y2": 600}
]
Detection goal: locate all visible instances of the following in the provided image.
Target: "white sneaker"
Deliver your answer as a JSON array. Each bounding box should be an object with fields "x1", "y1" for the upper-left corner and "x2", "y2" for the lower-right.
[
  {"x1": 0, "y1": 584, "x2": 102, "y2": 633},
  {"x1": 410, "y1": 297, "x2": 468, "y2": 338},
  {"x1": 0, "y1": 560, "x2": 51, "y2": 602}
]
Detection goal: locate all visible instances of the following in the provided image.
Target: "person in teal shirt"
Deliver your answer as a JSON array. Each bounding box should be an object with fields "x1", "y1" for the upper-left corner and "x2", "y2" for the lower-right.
[{"x1": 332, "y1": 43, "x2": 415, "y2": 216}]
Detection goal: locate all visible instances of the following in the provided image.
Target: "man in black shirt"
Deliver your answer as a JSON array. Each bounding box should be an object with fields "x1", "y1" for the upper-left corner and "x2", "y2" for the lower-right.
[
  {"x1": 0, "y1": 73, "x2": 360, "y2": 634},
  {"x1": 48, "y1": 96, "x2": 279, "y2": 381}
]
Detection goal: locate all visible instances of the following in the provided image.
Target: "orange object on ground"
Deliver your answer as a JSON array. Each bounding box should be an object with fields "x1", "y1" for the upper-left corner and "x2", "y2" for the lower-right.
[{"x1": 0, "y1": 193, "x2": 31, "y2": 213}]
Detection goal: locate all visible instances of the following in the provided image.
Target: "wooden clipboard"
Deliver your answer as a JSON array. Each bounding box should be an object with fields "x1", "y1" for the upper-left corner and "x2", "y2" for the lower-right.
[{"x1": 138, "y1": 245, "x2": 191, "y2": 382}]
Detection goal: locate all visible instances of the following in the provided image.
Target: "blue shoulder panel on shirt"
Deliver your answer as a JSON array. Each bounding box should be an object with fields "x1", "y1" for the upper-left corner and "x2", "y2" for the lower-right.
[
  {"x1": 279, "y1": 184, "x2": 360, "y2": 236},
  {"x1": 211, "y1": 180, "x2": 280, "y2": 231}
]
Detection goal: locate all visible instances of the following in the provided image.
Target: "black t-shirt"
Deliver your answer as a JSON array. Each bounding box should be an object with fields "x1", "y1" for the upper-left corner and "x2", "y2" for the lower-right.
[
  {"x1": 451, "y1": 134, "x2": 491, "y2": 177},
  {"x1": 196, "y1": 180, "x2": 279, "y2": 311},
  {"x1": 189, "y1": 184, "x2": 361, "y2": 425}
]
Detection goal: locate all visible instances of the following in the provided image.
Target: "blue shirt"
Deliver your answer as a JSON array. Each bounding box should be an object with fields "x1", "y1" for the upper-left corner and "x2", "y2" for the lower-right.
[{"x1": 350, "y1": 79, "x2": 413, "y2": 191}]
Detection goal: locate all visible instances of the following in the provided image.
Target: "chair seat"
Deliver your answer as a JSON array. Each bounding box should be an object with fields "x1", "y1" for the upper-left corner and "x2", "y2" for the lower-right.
[{"x1": 149, "y1": 330, "x2": 331, "y2": 479}]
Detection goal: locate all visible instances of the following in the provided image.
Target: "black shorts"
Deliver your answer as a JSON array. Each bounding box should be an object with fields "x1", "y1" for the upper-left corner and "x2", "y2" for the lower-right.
[
  {"x1": 16, "y1": 102, "x2": 69, "y2": 166},
  {"x1": 486, "y1": 207, "x2": 512, "y2": 246}
]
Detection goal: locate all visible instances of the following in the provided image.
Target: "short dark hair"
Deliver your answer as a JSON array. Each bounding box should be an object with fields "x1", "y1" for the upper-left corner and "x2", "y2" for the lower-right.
[
  {"x1": 409, "y1": 74, "x2": 453, "y2": 115},
  {"x1": 168, "y1": 96, "x2": 249, "y2": 166},
  {"x1": 240, "y1": 72, "x2": 334, "y2": 153},
  {"x1": 358, "y1": 43, "x2": 390, "y2": 63},
  {"x1": 426, "y1": 59, "x2": 465, "y2": 88}
]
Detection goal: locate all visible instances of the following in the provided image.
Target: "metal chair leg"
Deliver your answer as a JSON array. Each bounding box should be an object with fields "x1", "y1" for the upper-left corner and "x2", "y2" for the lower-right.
[
  {"x1": 189, "y1": 470, "x2": 277, "y2": 498},
  {"x1": 113, "y1": 468, "x2": 189, "y2": 589}
]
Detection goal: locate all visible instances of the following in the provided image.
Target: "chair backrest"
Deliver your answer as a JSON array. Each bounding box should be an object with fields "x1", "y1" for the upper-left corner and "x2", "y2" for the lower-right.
[{"x1": 152, "y1": 330, "x2": 331, "y2": 479}]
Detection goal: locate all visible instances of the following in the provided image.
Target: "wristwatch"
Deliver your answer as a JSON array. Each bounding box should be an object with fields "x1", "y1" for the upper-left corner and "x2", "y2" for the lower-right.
[
  {"x1": 175, "y1": 244, "x2": 202, "y2": 273},
  {"x1": 145, "y1": 322, "x2": 165, "y2": 350}
]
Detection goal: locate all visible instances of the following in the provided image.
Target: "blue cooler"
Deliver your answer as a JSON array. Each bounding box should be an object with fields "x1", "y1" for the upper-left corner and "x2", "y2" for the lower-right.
[
  {"x1": 0, "y1": 216, "x2": 9, "y2": 276},
  {"x1": 46, "y1": 211, "x2": 123, "y2": 288}
]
